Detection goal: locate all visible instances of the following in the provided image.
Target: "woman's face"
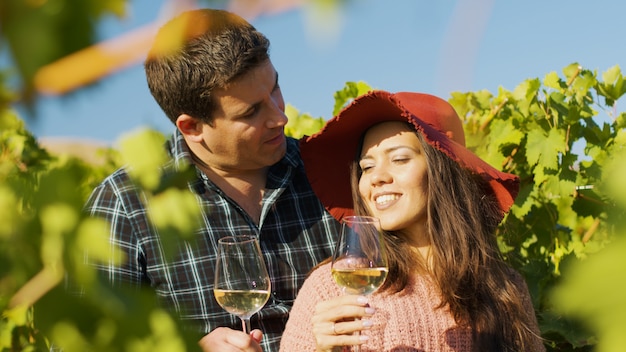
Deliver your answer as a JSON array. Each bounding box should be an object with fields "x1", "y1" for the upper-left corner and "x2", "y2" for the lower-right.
[{"x1": 358, "y1": 122, "x2": 429, "y2": 236}]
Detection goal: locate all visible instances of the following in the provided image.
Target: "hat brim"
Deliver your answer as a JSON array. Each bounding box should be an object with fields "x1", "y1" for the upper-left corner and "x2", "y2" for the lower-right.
[{"x1": 300, "y1": 90, "x2": 519, "y2": 222}]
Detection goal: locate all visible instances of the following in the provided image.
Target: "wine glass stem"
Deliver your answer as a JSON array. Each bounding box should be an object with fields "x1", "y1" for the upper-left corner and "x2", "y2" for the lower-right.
[{"x1": 241, "y1": 317, "x2": 251, "y2": 334}]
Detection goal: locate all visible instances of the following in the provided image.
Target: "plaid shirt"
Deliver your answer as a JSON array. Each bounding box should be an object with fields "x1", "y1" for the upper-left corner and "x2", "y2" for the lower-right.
[{"x1": 85, "y1": 130, "x2": 339, "y2": 351}]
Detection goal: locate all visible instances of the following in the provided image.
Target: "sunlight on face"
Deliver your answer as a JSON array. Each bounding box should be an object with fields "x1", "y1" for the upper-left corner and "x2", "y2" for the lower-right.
[
  {"x1": 199, "y1": 60, "x2": 287, "y2": 173},
  {"x1": 358, "y1": 122, "x2": 429, "y2": 236}
]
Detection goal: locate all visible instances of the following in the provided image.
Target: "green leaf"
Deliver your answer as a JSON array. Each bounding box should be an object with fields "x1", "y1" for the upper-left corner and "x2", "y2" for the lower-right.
[
  {"x1": 284, "y1": 104, "x2": 325, "y2": 138},
  {"x1": 597, "y1": 65, "x2": 626, "y2": 106},
  {"x1": 543, "y1": 175, "x2": 575, "y2": 203},
  {"x1": 525, "y1": 128, "x2": 546, "y2": 167},
  {"x1": 571, "y1": 71, "x2": 596, "y2": 104},
  {"x1": 512, "y1": 78, "x2": 540, "y2": 115},
  {"x1": 543, "y1": 71, "x2": 563, "y2": 90},
  {"x1": 480, "y1": 118, "x2": 524, "y2": 167},
  {"x1": 118, "y1": 128, "x2": 168, "y2": 190},
  {"x1": 563, "y1": 63, "x2": 583, "y2": 81},
  {"x1": 146, "y1": 188, "x2": 201, "y2": 239},
  {"x1": 332, "y1": 81, "x2": 372, "y2": 115},
  {"x1": 2, "y1": 305, "x2": 30, "y2": 326},
  {"x1": 510, "y1": 183, "x2": 534, "y2": 218},
  {"x1": 0, "y1": 186, "x2": 19, "y2": 238},
  {"x1": 551, "y1": 236, "x2": 626, "y2": 352},
  {"x1": 547, "y1": 91, "x2": 569, "y2": 118},
  {"x1": 74, "y1": 217, "x2": 123, "y2": 285},
  {"x1": 527, "y1": 128, "x2": 565, "y2": 171}
]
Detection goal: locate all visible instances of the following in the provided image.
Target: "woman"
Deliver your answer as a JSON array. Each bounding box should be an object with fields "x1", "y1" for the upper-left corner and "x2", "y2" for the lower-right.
[{"x1": 280, "y1": 91, "x2": 545, "y2": 351}]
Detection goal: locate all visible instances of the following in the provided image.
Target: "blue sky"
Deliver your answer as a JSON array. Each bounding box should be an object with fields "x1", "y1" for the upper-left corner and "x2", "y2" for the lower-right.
[{"x1": 19, "y1": 0, "x2": 626, "y2": 144}]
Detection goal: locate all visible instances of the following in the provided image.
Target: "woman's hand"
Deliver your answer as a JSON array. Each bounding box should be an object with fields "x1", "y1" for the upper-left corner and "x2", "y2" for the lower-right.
[
  {"x1": 198, "y1": 327, "x2": 263, "y2": 352},
  {"x1": 311, "y1": 295, "x2": 375, "y2": 352}
]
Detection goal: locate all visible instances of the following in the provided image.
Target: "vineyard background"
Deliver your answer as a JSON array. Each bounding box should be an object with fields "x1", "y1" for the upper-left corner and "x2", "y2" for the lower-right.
[
  {"x1": 2, "y1": 64, "x2": 626, "y2": 351},
  {"x1": 2, "y1": 0, "x2": 626, "y2": 351}
]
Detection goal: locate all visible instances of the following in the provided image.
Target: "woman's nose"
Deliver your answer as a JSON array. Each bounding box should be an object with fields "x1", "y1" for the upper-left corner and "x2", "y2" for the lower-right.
[{"x1": 370, "y1": 167, "x2": 392, "y2": 185}]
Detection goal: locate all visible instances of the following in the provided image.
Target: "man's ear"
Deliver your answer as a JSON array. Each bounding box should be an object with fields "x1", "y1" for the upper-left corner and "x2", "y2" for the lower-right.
[{"x1": 176, "y1": 114, "x2": 204, "y2": 142}]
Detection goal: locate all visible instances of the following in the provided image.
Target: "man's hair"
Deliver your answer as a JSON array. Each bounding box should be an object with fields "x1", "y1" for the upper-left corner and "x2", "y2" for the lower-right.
[{"x1": 145, "y1": 9, "x2": 270, "y2": 124}]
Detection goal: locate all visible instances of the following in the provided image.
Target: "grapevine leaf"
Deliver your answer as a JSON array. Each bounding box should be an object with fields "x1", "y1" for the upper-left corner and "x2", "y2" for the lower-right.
[
  {"x1": 74, "y1": 217, "x2": 123, "y2": 285},
  {"x1": 600, "y1": 143, "x2": 626, "y2": 208},
  {"x1": 563, "y1": 63, "x2": 583, "y2": 81},
  {"x1": 533, "y1": 165, "x2": 549, "y2": 187},
  {"x1": 597, "y1": 65, "x2": 626, "y2": 105},
  {"x1": 537, "y1": 128, "x2": 566, "y2": 171},
  {"x1": 118, "y1": 128, "x2": 167, "y2": 191},
  {"x1": 510, "y1": 183, "x2": 534, "y2": 218},
  {"x1": 512, "y1": 78, "x2": 540, "y2": 115},
  {"x1": 448, "y1": 92, "x2": 471, "y2": 118},
  {"x1": 332, "y1": 81, "x2": 372, "y2": 116},
  {"x1": 147, "y1": 188, "x2": 201, "y2": 239},
  {"x1": 548, "y1": 91, "x2": 569, "y2": 119},
  {"x1": 572, "y1": 188, "x2": 604, "y2": 218},
  {"x1": 482, "y1": 119, "x2": 523, "y2": 167},
  {"x1": 284, "y1": 104, "x2": 325, "y2": 138},
  {"x1": 0, "y1": 186, "x2": 19, "y2": 238},
  {"x1": 571, "y1": 71, "x2": 596, "y2": 104},
  {"x1": 40, "y1": 204, "x2": 79, "y2": 268},
  {"x1": 551, "y1": 236, "x2": 626, "y2": 352},
  {"x1": 615, "y1": 112, "x2": 626, "y2": 130},
  {"x1": 543, "y1": 71, "x2": 563, "y2": 90},
  {"x1": 601, "y1": 65, "x2": 622, "y2": 86},
  {"x1": 2, "y1": 305, "x2": 29, "y2": 326},
  {"x1": 525, "y1": 129, "x2": 546, "y2": 167}
]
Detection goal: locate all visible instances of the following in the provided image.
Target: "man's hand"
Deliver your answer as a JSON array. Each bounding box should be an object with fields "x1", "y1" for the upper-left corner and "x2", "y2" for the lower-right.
[{"x1": 198, "y1": 327, "x2": 263, "y2": 352}]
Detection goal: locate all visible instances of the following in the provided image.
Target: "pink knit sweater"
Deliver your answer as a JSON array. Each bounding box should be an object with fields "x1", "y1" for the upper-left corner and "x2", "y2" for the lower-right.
[{"x1": 279, "y1": 262, "x2": 544, "y2": 352}]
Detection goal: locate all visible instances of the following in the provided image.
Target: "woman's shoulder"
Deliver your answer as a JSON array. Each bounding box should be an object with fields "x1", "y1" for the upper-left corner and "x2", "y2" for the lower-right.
[{"x1": 307, "y1": 261, "x2": 333, "y2": 282}]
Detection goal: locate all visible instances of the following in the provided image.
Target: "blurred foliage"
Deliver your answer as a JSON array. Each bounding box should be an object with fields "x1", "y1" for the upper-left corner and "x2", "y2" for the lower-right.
[
  {"x1": 284, "y1": 104, "x2": 326, "y2": 139},
  {"x1": 1, "y1": 0, "x2": 625, "y2": 351},
  {"x1": 0, "y1": 0, "x2": 127, "y2": 104},
  {"x1": 0, "y1": 103, "x2": 201, "y2": 350}
]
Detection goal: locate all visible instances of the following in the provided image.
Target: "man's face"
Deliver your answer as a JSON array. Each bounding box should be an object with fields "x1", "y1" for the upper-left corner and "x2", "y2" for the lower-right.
[{"x1": 198, "y1": 60, "x2": 287, "y2": 174}]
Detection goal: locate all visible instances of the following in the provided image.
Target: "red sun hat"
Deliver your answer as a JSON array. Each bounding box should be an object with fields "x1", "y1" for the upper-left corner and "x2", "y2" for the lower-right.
[{"x1": 299, "y1": 90, "x2": 520, "y2": 222}]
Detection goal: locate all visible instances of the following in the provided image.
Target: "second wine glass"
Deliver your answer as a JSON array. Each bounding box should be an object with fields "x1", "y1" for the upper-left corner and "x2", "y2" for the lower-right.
[
  {"x1": 214, "y1": 235, "x2": 271, "y2": 335},
  {"x1": 331, "y1": 215, "x2": 388, "y2": 351}
]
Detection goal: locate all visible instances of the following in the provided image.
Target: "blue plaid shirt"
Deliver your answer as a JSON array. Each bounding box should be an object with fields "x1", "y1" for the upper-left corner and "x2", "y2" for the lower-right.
[{"x1": 85, "y1": 130, "x2": 339, "y2": 351}]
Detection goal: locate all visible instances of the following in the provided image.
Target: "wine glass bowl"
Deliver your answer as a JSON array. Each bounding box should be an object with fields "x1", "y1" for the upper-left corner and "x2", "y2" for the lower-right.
[
  {"x1": 214, "y1": 235, "x2": 271, "y2": 334},
  {"x1": 331, "y1": 257, "x2": 388, "y2": 295},
  {"x1": 331, "y1": 216, "x2": 388, "y2": 351},
  {"x1": 332, "y1": 216, "x2": 388, "y2": 295}
]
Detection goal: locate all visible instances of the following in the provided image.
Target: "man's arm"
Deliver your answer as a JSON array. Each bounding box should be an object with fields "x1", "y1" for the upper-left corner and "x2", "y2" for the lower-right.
[{"x1": 84, "y1": 173, "x2": 148, "y2": 288}]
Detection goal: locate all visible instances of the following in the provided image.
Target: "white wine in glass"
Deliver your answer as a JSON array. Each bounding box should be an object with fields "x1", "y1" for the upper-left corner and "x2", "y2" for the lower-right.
[
  {"x1": 331, "y1": 215, "x2": 388, "y2": 351},
  {"x1": 214, "y1": 236, "x2": 271, "y2": 334}
]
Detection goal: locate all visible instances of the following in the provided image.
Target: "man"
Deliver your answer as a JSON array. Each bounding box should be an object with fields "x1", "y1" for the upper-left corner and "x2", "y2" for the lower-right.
[{"x1": 85, "y1": 9, "x2": 338, "y2": 351}]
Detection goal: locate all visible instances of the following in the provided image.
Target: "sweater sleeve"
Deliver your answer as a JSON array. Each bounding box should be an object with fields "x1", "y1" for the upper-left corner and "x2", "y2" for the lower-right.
[{"x1": 279, "y1": 263, "x2": 341, "y2": 352}]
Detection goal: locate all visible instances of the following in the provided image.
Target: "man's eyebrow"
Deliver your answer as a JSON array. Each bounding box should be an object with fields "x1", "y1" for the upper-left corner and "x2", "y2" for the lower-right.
[{"x1": 238, "y1": 71, "x2": 280, "y2": 117}]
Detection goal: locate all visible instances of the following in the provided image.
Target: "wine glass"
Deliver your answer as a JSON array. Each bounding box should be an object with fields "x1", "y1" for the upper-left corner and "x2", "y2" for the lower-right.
[
  {"x1": 331, "y1": 215, "x2": 388, "y2": 351},
  {"x1": 214, "y1": 235, "x2": 271, "y2": 335}
]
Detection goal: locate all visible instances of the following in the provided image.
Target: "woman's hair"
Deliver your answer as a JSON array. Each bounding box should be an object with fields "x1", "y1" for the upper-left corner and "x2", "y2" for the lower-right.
[
  {"x1": 145, "y1": 9, "x2": 270, "y2": 125},
  {"x1": 350, "y1": 123, "x2": 538, "y2": 351}
]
